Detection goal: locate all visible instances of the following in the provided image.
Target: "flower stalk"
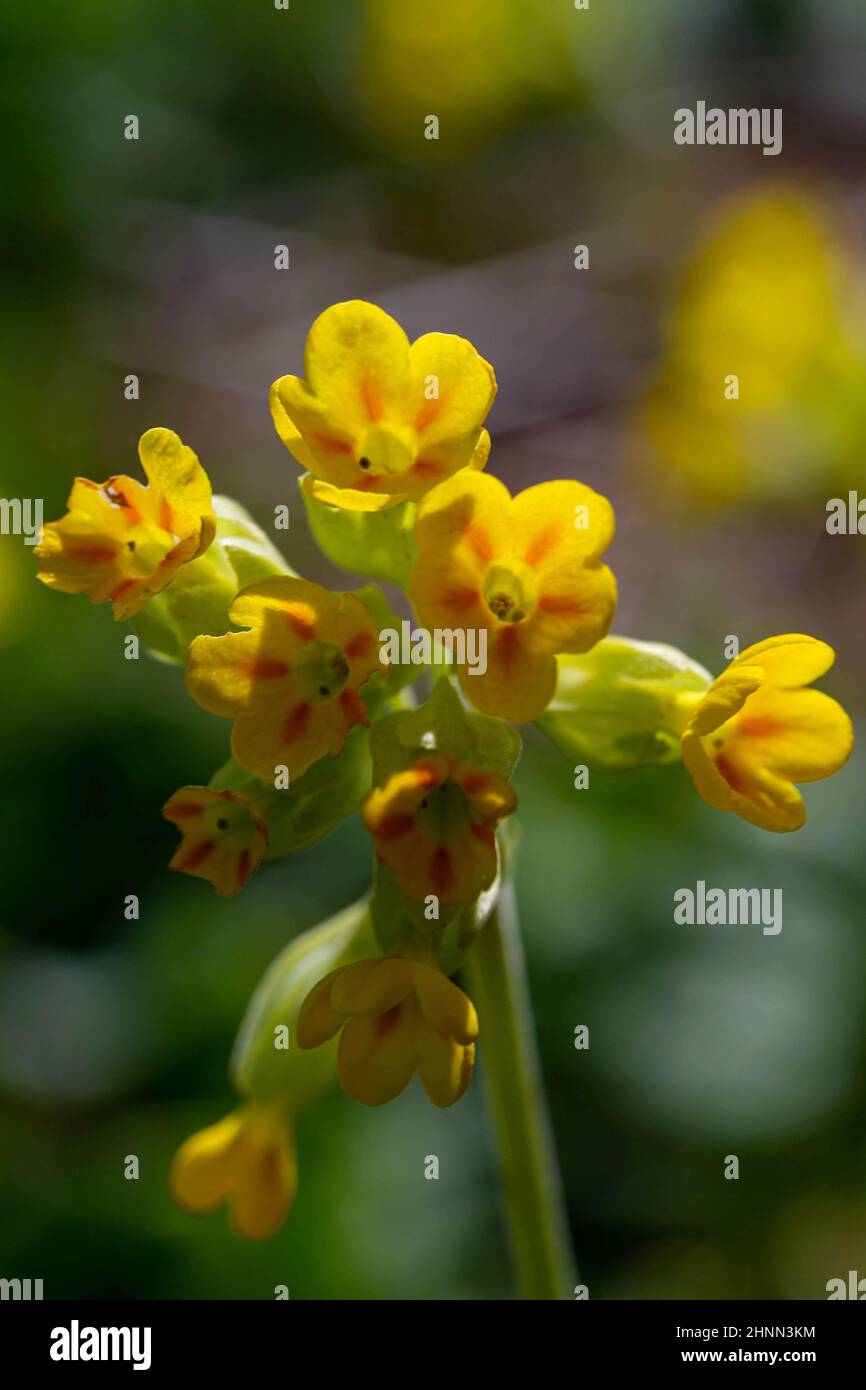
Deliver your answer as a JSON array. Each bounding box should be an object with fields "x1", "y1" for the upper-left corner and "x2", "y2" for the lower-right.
[{"x1": 464, "y1": 882, "x2": 576, "y2": 1300}]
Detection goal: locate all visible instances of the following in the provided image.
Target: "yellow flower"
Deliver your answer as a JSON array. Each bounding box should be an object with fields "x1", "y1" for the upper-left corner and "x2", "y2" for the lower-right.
[
  {"x1": 186, "y1": 576, "x2": 381, "y2": 782},
  {"x1": 163, "y1": 786, "x2": 268, "y2": 896},
  {"x1": 297, "y1": 957, "x2": 478, "y2": 1107},
  {"x1": 411, "y1": 471, "x2": 617, "y2": 722},
  {"x1": 679, "y1": 635, "x2": 853, "y2": 832},
  {"x1": 35, "y1": 428, "x2": 215, "y2": 621},
  {"x1": 170, "y1": 1101, "x2": 295, "y2": 1240},
  {"x1": 364, "y1": 753, "x2": 515, "y2": 903},
  {"x1": 269, "y1": 300, "x2": 495, "y2": 511}
]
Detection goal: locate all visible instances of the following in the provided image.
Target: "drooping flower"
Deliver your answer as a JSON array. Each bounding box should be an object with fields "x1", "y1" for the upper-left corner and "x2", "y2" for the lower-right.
[
  {"x1": 364, "y1": 753, "x2": 515, "y2": 903},
  {"x1": 35, "y1": 428, "x2": 215, "y2": 620},
  {"x1": 411, "y1": 471, "x2": 617, "y2": 722},
  {"x1": 170, "y1": 1101, "x2": 295, "y2": 1240},
  {"x1": 186, "y1": 576, "x2": 381, "y2": 782},
  {"x1": 297, "y1": 957, "x2": 478, "y2": 1108},
  {"x1": 163, "y1": 786, "x2": 268, "y2": 896},
  {"x1": 269, "y1": 300, "x2": 495, "y2": 511},
  {"x1": 678, "y1": 635, "x2": 853, "y2": 832}
]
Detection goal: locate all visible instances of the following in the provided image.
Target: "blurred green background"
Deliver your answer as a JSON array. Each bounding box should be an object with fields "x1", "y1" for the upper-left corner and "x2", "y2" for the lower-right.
[{"x1": 2, "y1": 0, "x2": 865, "y2": 1299}]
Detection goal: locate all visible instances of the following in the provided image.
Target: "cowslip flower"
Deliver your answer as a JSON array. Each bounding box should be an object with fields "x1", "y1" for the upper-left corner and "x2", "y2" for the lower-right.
[
  {"x1": 186, "y1": 576, "x2": 381, "y2": 782},
  {"x1": 678, "y1": 635, "x2": 853, "y2": 832},
  {"x1": 35, "y1": 428, "x2": 215, "y2": 621},
  {"x1": 411, "y1": 471, "x2": 617, "y2": 722},
  {"x1": 297, "y1": 957, "x2": 478, "y2": 1107},
  {"x1": 170, "y1": 1101, "x2": 295, "y2": 1240},
  {"x1": 269, "y1": 299, "x2": 495, "y2": 511},
  {"x1": 364, "y1": 753, "x2": 516, "y2": 903},
  {"x1": 163, "y1": 786, "x2": 268, "y2": 896}
]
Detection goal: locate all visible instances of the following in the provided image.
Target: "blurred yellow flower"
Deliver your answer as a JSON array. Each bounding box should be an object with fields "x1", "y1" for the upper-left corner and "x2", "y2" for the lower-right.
[
  {"x1": 297, "y1": 956, "x2": 478, "y2": 1108},
  {"x1": 364, "y1": 753, "x2": 515, "y2": 903},
  {"x1": 163, "y1": 786, "x2": 268, "y2": 896},
  {"x1": 639, "y1": 189, "x2": 866, "y2": 510},
  {"x1": 186, "y1": 576, "x2": 381, "y2": 782},
  {"x1": 35, "y1": 428, "x2": 215, "y2": 620},
  {"x1": 677, "y1": 634, "x2": 853, "y2": 832},
  {"x1": 270, "y1": 300, "x2": 495, "y2": 511},
  {"x1": 411, "y1": 471, "x2": 617, "y2": 722},
  {"x1": 170, "y1": 1101, "x2": 295, "y2": 1241}
]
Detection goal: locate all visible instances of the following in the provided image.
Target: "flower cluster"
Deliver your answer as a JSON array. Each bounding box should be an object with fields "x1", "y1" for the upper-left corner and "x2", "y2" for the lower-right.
[{"x1": 37, "y1": 298, "x2": 853, "y2": 1242}]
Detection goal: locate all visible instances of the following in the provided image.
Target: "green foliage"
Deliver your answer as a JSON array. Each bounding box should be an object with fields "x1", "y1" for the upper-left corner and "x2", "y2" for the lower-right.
[
  {"x1": 210, "y1": 728, "x2": 373, "y2": 857},
  {"x1": 301, "y1": 479, "x2": 417, "y2": 588},
  {"x1": 230, "y1": 899, "x2": 374, "y2": 1103},
  {"x1": 536, "y1": 635, "x2": 712, "y2": 770},
  {"x1": 370, "y1": 676, "x2": 522, "y2": 783}
]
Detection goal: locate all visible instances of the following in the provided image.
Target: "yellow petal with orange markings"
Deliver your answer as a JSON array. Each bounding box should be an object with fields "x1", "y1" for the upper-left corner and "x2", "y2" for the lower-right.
[
  {"x1": 231, "y1": 695, "x2": 347, "y2": 783},
  {"x1": 460, "y1": 629, "x2": 558, "y2": 723},
  {"x1": 408, "y1": 332, "x2": 496, "y2": 446},
  {"x1": 511, "y1": 479, "x2": 615, "y2": 565},
  {"x1": 681, "y1": 727, "x2": 740, "y2": 815},
  {"x1": 413, "y1": 964, "x2": 479, "y2": 1045},
  {"x1": 364, "y1": 757, "x2": 449, "y2": 834},
  {"x1": 227, "y1": 575, "x2": 330, "y2": 638},
  {"x1": 528, "y1": 559, "x2": 617, "y2": 657},
  {"x1": 415, "y1": 468, "x2": 512, "y2": 562},
  {"x1": 330, "y1": 958, "x2": 416, "y2": 1016},
  {"x1": 418, "y1": 1030, "x2": 475, "y2": 1108},
  {"x1": 687, "y1": 665, "x2": 764, "y2": 737},
  {"x1": 274, "y1": 375, "x2": 360, "y2": 488},
  {"x1": 296, "y1": 969, "x2": 346, "y2": 1048},
  {"x1": 186, "y1": 630, "x2": 293, "y2": 717},
  {"x1": 728, "y1": 685, "x2": 853, "y2": 784},
  {"x1": 337, "y1": 1001, "x2": 421, "y2": 1106},
  {"x1": 170, "y1": 1111, "x2": 246, "y2": 1214},
  {"x1": 731, "y1": 633, "x2": 836, "y2": 687},
  {"x1": 304, "y1": 300, "x2": 412, "y2": 434}
]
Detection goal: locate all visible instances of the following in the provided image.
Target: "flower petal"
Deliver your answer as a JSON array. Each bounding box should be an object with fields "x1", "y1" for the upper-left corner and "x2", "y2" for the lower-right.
[
  {"x1": 418, "y1": 1028, "x2": 475, "y2": 1108},
  {"x1": 330, "y1": 957, "x2": 416, "y2": 1016},
  {"x1": 170, "y1": 1111, "x2": 245, "y2": 1214},
  {"x1": 296, "y1": 969, "x2": 346, "y2": 1048},
  {"x1": 732, "y1": 634, "x2": 835, "y2": 687},
  {"x1": 337, "y1": 1001, "x2": 421, "y2": 1106},
  {"x1": 687, "y1": 665, "x2": 764, "y2": 736},
  {"x1": 413, "y1": 964, "x2": 478, "y2": 1044}
]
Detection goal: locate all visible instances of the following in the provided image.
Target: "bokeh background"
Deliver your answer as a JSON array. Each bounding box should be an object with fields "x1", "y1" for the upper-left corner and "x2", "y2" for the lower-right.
[{"x1": 2, "y1": 0, "x2": 865, "y2": 1299}]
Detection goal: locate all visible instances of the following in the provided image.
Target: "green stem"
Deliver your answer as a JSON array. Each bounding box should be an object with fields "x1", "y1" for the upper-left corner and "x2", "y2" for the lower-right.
[{"x1": 464, "y1": 882, "x2": 577, "y2": 1300}]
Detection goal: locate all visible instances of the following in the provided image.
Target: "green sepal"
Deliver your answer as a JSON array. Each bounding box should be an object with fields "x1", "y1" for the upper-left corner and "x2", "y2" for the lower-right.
[
  {"x1": 210, "y1": 727, "x2": 373, "y2": 857},
  {"x1": 131, "y1": 495, "x2": 293, "y2": 663},
  {"x1": 230, "y1": 898, "x2": 374, "y2": 1104},
  {"x1": 353, "y1": 583, "x2": 417, "y2": 695},
  {"x1": 370, "y1": 676, "x2": 522, "y2": 784},
  {"x1": 536, "y1": 635, "x2": 712, "y2": 770},
  {"x1": 370, "y1": 853, "x2": 502, "y2": 975},
  {"x1": 301, "y1": 476, "x2": 416, "y2": 589}
]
